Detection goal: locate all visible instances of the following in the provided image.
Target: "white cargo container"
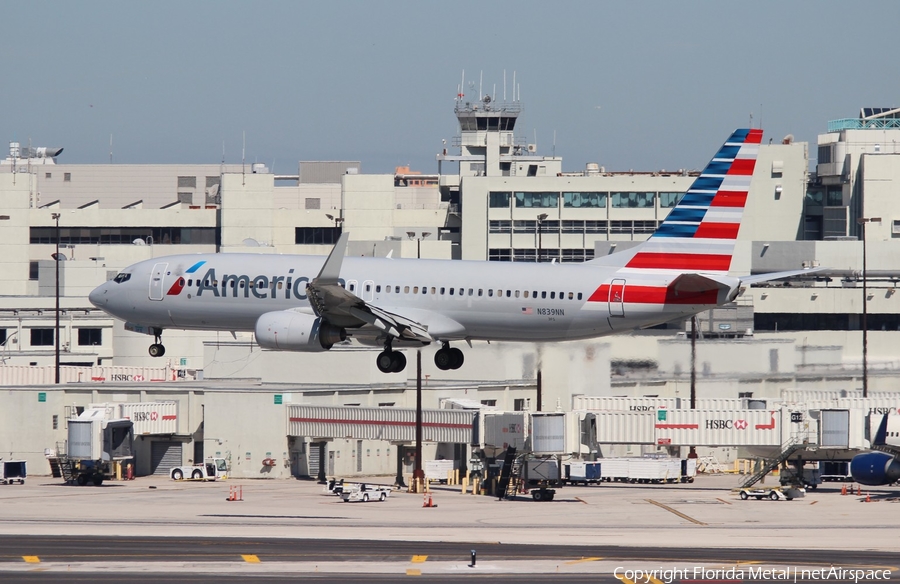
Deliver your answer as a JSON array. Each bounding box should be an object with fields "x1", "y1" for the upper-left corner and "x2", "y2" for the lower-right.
[
  {"x1": 425, "y1": 459, "x2": 456, "y2": 482},
  {"x1": 597, "y1": 457, "x2": 688, "y2": 483},
  {"x1": 530, "y1": 413, "x2": 566, "y2": 454},
  {"x1": 654, "y1": 409, "x2": 782, "y2": 447},
  {"x1": 573, "y1": 396, "x2": 679, "y2": 412},
  {"x1": 118, "y1": 402, "x2": 179, "y2": 435},
  {"x1": 593, "y1": 411, "x2": 655, "y2": 444}
]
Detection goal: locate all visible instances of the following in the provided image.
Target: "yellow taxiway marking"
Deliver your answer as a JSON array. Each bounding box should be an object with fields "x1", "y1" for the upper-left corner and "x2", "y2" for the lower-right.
[
  {"x1": 809, "y1": 500, "x2": 819, "y2": 505},
  {"x1": 646, "y1": 499, "x2": 707, "y2": 526},
  {"x1": 565, "y1": 556, "x2": 603, "y2": 564},
  {"x1": 411, "y1": 555, "x2": 428, "y2": 563},
  {"x1": 241, "y1": 554, "x2": 261, "y2": 563},
  {"x1": 715, "y1": 497, "x2": 732, "y2": 505},
  {"x1": 406, "y1": 568, "x2": 422, "y2": 576},
  {"x1": 574, "y1": 497, "x2": 589, "y2": 504},
  {"x1": 22, "y1": 556, "x2": 40, "y2": 564}
]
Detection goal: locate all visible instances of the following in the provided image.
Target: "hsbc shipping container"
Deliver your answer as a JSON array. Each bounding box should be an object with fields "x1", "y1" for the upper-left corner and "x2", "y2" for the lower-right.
[
  {"x1": 119, "y1": 402, "x2": 178, "y2": 435},
  {"x1": 838, "y1": 397, "x2": 900, "y2": 418},
  {"x1": 476, "y1": 412, "x2": 527, "y2": 453},
  {"x1": 654, "y1": 410, "x2": 781, "y2": 447},
  {"x1": 573, "y1": 396, "x2": 679, "y2": 412},
  {"x1": 781, "y1": 389, "x2": 862, "y2": 403},
  {"x1": 594, "y1": 411, "x2": 655, "y2": 444}
]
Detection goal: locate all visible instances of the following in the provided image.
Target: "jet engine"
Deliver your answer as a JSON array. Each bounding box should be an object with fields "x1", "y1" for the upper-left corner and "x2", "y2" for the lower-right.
[
  {"x1": 849, "y1": 451, "x2": 900, "y2": 486},
  {"x1": 254, "y1": 311, "x2": 346, "y2": 352}
]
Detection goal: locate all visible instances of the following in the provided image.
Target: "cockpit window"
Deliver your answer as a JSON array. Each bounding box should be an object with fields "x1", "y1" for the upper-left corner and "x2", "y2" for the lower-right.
[{"x1": 113, "y1": 273, "x2": 132, "y2": 283}]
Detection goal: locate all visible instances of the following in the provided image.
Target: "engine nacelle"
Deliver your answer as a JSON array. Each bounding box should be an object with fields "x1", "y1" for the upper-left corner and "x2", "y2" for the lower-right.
[
  {"x1": 849, "y1": 451, "x2": 900, "y2": 486},
  {"x1": 254, "y1": 311, "x2": 346, "y2": 352}
]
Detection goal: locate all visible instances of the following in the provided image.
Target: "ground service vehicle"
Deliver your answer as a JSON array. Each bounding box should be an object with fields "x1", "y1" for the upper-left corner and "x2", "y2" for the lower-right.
[
  {"x1": 1, "y1": 460, "x2": 26, "y2": 484},
  {"x1": 170, "y1": 458, "x2": 228, "y2": 481},
  {"x1": 738, "y1": 486, "x2": 804, "y2": 501},
  {"x1": 341, "y1": 483, "x2": 391, "y2": 502}
]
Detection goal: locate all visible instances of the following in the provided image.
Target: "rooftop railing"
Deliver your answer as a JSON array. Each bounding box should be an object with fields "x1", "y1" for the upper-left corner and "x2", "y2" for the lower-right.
[{"x1": 828, "y1": 118, "x2": 900, "y2": 132}]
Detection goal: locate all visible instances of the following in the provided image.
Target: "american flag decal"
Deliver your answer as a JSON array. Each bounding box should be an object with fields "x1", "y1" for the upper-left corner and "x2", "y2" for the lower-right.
[{"x1": 521, "y1": 307, "x2": 533, "y2": 315}]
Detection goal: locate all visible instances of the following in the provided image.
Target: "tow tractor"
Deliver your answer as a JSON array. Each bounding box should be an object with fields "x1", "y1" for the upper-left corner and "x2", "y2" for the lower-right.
[
  {"x1": 340, "y1": 483, "x2": 391, "y2": 502},
  {"x1": 738, "y1": 486, "x2": 805, "y2": 501},
  {"x1": 170, "y1": 457, "x2": 228, "y2": 481}
]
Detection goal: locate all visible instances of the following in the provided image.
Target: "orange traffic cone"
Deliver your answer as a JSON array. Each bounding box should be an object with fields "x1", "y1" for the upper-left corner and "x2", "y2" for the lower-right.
[
  {"x1": 866, "y1": 492, "x2": 871, "y2": 503},
  {"x1": 857, "y1": 485, "x2": 862, "y2": 496},
  {"x1": 841, "y1": 484, "x2": 847, "y2": 496}
]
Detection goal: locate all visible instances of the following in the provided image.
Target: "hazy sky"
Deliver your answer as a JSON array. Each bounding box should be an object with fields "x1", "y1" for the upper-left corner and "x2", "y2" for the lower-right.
[{"x1": 2, "y1": 1, "x2": 898, "y2": 175}]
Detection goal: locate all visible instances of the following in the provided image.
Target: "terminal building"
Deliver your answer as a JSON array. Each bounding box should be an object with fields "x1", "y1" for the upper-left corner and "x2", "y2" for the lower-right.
[{"x1": 2, "y1": 95, "x2": 900, "y2": 479}]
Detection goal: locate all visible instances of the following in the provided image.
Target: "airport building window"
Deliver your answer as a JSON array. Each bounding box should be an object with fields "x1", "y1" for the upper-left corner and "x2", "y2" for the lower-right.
[
  {"x1": 489, "y1": 220, "x2": 511, "y2": 233},
  {"x1": 30, "y1": 328, "x2": 54, "y2": 346},
  {"x1": 64, "y1": 173, "x2": 71, "y2": 182},
  {"x1": 513, "y1": 220, "x2": 537, "y2": 234},
  {"x1": 563, "y1": 192, "x2": 607, "y2": 208},
  {"x1": 305, "y1": 198, "x2": 321, "y2": 210},
  {"x1": 659, "y1": 192, "x2": 684, "y2": 208},
  {"x1": 584, "y1": 220, "x2": 607, "y2": 234},
  {"x1": 488, "y1": 248, "x2": 512, "y2": 262},
  {"x1": 177, "y1": 176, "x2": 197, "y2": 188},
  {"x1": 611, "y1": 191, "x2": 655, "y2": 208},
  {"x1": 481, "y1": 400, "x2": 497, "y2": 407},
  {"x1": 29, "y1": 227, "x2": 217, "y2": 245},
  {"x1": 177, "y1": 192, "x2": 193, "y2": 204},
  {"x1": 515, "y1": 191, "x2": 559, "y2": 208},
  {"x1": 294, "y1": 227, "x2": 341, "y2": 245},
  {"x1": 77, "y1": 328, "x2": 102, "y2": 346},
  {"x1": 538, "y1": 220, "x2": 559, "y2": 233},
  {"x1": 0, "y1": 329, "x2": 6, "y2": 345},
  {"x1": 29, "y1": 261, "x2": 39, "y2": 280},
  {"x1": 489, "y1": 192, "x2": 511, "y2": 208}
]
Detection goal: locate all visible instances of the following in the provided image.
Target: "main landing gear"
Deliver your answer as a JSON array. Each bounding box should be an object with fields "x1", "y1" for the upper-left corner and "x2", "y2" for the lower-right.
[
  {"x1": 434, "y1": 344, "x2": 464, "y2": 371},
  {"x1": 376, "y1": 344, "x2": 407, "y2": 373},
  {"x1": 148, "y1": 328, "x2": 166, "y2": 358}
]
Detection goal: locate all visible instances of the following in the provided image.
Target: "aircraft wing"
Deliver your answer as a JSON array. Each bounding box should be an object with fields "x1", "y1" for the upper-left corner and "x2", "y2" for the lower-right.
[{"x1": 305, "y1": 234, "x2": 434, "y2": 344}]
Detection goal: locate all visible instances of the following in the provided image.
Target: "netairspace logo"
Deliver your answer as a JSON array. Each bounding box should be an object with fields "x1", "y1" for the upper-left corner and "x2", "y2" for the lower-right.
[{"x1": 613, "y1": 566, "x2": 892, "y2": 583}]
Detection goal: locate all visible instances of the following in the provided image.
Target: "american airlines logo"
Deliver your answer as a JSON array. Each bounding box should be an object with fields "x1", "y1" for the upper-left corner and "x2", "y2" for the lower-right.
[{"x1": 168, "y1": 267, "x2": 329, "y2": 301}]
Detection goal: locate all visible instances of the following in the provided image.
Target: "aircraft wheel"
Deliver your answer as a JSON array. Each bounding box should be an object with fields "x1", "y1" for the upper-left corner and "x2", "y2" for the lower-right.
[
  {"x1": 390, "y1": 351, "x2": 407, "y2": 373},
  {"x1": 449, "y1": 348, "x2": 464, "y2": 369},
  {"x1": 434, "y1": 348, "x2": 453, "y2": 370},
  {"x1": 149, "y1": 343, "x2": 166, "y2": 357},
  {"x1": 739, "y1": 491, "x2": 748, "y2": 500},
  {"x1": 376, "y1": 351, "x2": 395, "y2": 373}
]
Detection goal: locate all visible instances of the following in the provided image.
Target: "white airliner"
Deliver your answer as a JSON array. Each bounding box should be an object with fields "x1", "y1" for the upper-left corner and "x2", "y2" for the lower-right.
[{"x1": 89, "y1": 129, "x2": 814, "y2": 373}]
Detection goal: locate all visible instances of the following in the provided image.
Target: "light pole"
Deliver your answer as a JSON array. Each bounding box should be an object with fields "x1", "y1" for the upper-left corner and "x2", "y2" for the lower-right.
[
  {"x1": 51, "y1": 212, "x2": 61, "y2": 384},
  {"x1": 536, "y1": 213, "x2": 548, "y2": 262},
  {"x1": 405, "y1": 230, "x2": 431, "y2": 490},
  {"x1": 858, "y1": 216, "x2": 881, "y2": 397},
  {"x1": 324, "y1": 213, "x2": 344, "y2": 232},
  {"x1": 406, "y1": 231, "x2": 431, "y2": 259}
]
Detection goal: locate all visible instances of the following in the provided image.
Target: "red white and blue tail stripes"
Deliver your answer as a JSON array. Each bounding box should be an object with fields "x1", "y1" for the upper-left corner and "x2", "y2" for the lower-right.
[{"x1": 624, "y1": 129, "x2": 762, "y2": 273}]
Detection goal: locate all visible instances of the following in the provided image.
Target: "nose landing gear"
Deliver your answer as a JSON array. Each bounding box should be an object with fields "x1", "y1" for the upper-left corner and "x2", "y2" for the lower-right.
[
  {"x1": 148, "y1": 328, "x2": 166, "y2": 357},
  {"x1": 434, "y1": 344, "x2": 464, "y2": 370}
]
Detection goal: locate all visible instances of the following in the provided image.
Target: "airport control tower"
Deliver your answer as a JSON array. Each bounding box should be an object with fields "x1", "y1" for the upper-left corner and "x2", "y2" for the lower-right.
[{"x1": 436, "y1": 84, "x2": 561, "y2": 179}]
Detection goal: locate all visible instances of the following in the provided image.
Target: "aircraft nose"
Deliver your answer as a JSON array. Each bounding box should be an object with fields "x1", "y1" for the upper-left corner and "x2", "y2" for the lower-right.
[{"x1": 89, "y1": 282, "x2": 108, "y2": 308}]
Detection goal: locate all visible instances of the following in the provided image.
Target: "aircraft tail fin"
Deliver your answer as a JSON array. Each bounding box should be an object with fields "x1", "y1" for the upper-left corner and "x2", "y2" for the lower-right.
[{"x1": 588, "y1": 129, "x2": 763, "y2": 272}]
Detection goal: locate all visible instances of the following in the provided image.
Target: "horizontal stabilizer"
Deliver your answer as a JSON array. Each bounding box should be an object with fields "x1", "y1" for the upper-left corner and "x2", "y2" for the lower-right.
[{"x1": 740, "y1": 267, "x2": 827, "y2": 285}]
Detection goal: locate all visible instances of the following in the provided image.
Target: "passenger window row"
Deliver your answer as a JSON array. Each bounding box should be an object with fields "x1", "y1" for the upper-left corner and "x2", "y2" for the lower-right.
[{"x1": 348, "y1": 283, "x2": 583, "y2": 301}]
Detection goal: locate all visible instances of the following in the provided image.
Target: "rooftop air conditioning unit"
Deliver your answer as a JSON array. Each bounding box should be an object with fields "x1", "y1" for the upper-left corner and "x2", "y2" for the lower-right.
[{"x1": 527, "y1": 144, "x2": 537, "y2": 153}]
